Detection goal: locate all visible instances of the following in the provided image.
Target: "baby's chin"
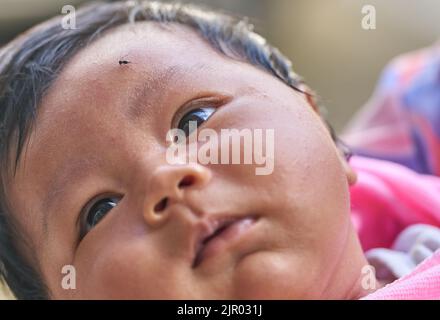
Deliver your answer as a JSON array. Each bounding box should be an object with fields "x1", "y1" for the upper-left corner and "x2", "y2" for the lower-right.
[{"x1": 230, "y1": 250, "x2": 328, "y2": 299}]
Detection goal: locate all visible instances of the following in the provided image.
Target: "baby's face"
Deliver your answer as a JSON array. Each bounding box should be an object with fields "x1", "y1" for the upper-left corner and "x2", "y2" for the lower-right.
[{"x1": 9, "y1": 23, "x2": 366, "y2": 299}]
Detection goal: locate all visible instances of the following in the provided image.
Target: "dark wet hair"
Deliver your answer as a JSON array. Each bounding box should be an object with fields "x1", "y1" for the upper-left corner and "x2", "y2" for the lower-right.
[{"x1": 0, "y1": 0, "x2": 344, "y2": 299}]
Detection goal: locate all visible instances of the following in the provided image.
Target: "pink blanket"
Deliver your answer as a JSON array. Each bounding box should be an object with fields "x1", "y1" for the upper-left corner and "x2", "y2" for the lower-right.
[
  {"x1": 363, "y1": 249, "x2": 440, "y2": 299},
  {"x1": 350, "y1": 156, "x2": 440, "y2": 299}
]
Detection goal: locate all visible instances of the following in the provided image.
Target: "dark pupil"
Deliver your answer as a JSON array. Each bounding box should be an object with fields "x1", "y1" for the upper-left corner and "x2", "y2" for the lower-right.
[
  {"x1": 87, "y1": 199, "x2": 116, "y2": 228},
  {"x1": 179, "y1": 108, "x2": 210, "y2": 136}
]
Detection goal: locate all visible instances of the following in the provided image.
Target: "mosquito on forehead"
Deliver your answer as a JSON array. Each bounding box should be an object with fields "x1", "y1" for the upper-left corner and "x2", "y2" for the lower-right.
[{"x1": 118, "y1": 54, "x2": 132, "y2": 66}]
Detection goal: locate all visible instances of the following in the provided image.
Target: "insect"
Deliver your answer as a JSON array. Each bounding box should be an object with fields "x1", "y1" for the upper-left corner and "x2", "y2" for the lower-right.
[
  {"x1": 118, "y1": 54, "x2": 132, "y2": 66},
  {"x1": 118, "y1": 59, "x2": 131, "y2": 66}
]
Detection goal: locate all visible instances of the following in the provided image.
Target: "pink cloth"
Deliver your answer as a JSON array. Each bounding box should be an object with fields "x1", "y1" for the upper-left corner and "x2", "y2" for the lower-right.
[
  {"x1": 349, "y1": 156, "x2": 440, "y2": 299},
  {"x1": 362, "y1": 249, "x2": 440, "y2": 299}
]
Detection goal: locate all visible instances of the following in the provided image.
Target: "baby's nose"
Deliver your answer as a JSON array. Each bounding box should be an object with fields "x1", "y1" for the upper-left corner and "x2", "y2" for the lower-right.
[{"x1": 143, "y1": 163, "x2": 211, "y2": 228}]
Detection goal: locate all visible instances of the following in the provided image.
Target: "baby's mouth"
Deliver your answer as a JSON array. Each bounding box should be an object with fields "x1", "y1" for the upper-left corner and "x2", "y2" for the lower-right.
[{"x1": 192, "y1": 215, "x2": 258, "y2": 268}]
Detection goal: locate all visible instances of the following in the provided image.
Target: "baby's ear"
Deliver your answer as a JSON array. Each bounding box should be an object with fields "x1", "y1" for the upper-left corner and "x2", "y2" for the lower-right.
[
  {"x1": 299, "y1": 84, "x2": 320, "y2": 114},
  {"x1": 333, "y1": 135, "x2": 357, "y2": 186},
  {"x1": 343, "y1": 157, "x2": 357, "y2": 186},
  {"x1": 333, "y1": 139, "x2": 357, "y2": 186}
]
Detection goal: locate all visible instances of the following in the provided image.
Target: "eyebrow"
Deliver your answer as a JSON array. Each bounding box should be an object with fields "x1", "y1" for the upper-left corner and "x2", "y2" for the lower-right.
[{"x1": 39, "y1": 62, "x2": 211, "y2": 237}]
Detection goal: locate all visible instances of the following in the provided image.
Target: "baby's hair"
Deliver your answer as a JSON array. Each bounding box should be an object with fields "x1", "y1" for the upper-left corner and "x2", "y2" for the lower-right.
[{"x1": 0, "y1": 0, "x2": 341, "y2": 299}]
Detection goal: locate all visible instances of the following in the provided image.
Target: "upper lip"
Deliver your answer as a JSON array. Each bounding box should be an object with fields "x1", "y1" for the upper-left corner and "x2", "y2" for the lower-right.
[{"x1": 191, "y1": 214, "x2": 256, "y2": 268}]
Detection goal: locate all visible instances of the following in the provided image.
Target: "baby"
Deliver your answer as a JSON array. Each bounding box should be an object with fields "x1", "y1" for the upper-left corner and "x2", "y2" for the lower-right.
[{"x1": 0, "y1": 1, "x2": 438, "y2": 300}]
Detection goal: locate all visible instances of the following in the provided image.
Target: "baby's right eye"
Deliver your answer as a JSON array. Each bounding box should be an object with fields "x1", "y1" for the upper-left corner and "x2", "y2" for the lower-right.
[{"x1": 83, "y1": 197, "x2": 119, "y2": 235}]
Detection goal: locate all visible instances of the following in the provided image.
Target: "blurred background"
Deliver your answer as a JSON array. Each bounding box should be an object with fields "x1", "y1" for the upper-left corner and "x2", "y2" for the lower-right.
[
  {"x1": 0, "y1": 0, "x2": 440, "y2": 300},
  {"x1": 1, "y1": 0, "x2": 440, "y2": 132}
]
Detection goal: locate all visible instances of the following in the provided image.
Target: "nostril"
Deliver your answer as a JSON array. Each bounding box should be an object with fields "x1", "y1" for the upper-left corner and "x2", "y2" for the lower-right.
[
  {"x1": 178, "y1": 175, "x2": 195, "y2": 189},
  {"x1": 154, "y1": 197, "x2": 168, "y2": 213}
]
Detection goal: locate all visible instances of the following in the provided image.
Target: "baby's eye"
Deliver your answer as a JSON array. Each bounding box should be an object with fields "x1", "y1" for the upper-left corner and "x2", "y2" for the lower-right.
[
  {"x1": 84, "y1": 197, "x2": 119, "y2": 232},
  {"x1": 177, "y1": 107, "x2": 216, "y2": 136}
]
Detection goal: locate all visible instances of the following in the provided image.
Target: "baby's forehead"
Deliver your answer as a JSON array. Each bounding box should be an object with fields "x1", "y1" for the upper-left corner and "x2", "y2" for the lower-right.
[{"x1": 56, "y1": 22, "x2": 230, "y2": 86}]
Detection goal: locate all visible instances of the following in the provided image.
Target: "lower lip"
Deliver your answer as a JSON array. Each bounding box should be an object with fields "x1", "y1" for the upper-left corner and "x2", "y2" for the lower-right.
[{"x1": 194, "y1": 217, "x2": 257, "y2": 268}]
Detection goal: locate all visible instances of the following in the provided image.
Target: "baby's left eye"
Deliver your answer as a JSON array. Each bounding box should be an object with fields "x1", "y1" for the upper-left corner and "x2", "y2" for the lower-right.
[{"x1": 177, "y1": 107, "x2": 216, "y2": 136}]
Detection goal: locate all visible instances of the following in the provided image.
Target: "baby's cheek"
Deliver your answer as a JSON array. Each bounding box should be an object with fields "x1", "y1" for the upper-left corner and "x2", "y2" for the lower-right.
[
  {"x1": 72, "y1": 235, "x2": 182, "y2": 299},
  {"x1": 233, "y1": 250, "x2": 323, "y2": 299},
  {"x1": 265, "y1": 106, "x2": 352, "y2": 288}
]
